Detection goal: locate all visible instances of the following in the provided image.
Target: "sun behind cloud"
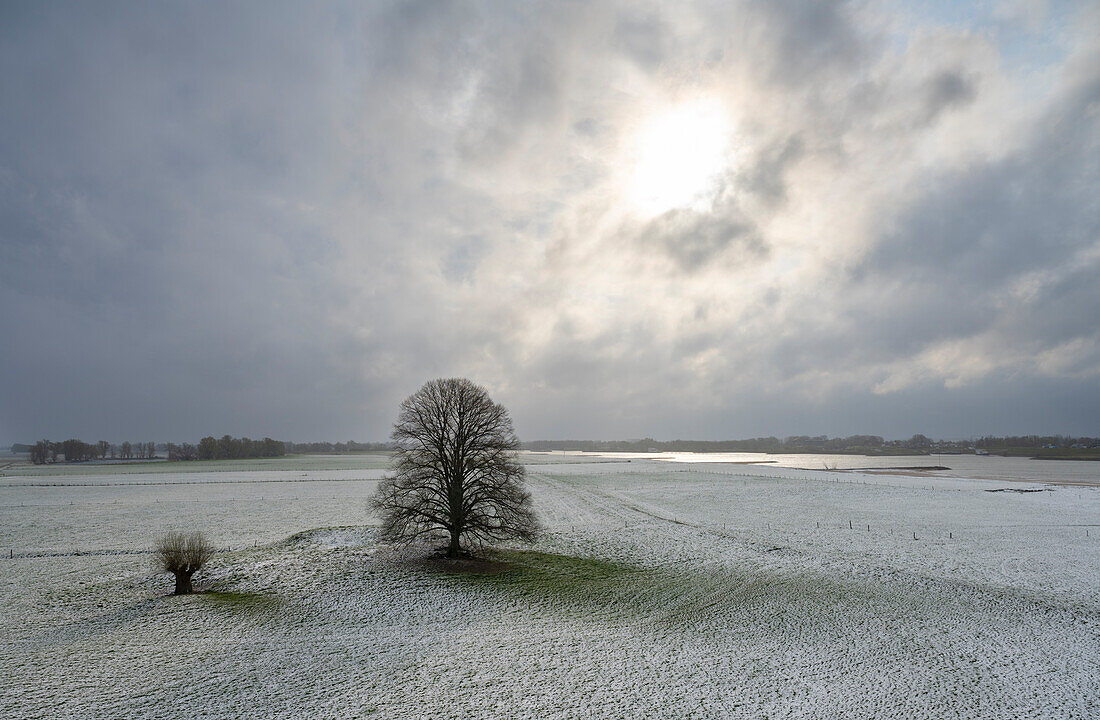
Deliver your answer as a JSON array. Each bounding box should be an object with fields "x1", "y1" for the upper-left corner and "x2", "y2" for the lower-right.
[{"x1": 623, "y1": 95, "x2": 733, "y2": 217}]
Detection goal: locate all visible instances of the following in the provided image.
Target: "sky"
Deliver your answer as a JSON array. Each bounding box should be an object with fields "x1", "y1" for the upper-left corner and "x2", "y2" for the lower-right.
[{"x1": 1, "y1": 0, "x2": 1098, "y2": 444}]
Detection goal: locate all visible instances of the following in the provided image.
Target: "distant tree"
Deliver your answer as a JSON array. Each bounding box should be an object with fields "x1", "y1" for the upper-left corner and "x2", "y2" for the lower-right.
[
  {"x1": 155, "y1": 531, "x2": 214, "y2": 595},
  {"x1": 221, "y1": 435, "x2": 243, "y2": 459},
  {"x1": 371, "y1": 378, "x2": 540, "y2": 558},
  {"x1": 261, "y1": 437, "x2": 284, "y2": 457},
  {"x1": 61, "y1": 439, "x2": 96, "y2": 462},
  {"x1": 96, "y1": 440, "x2": 109, "y2": 459},
  {"x1": 197, "y1": 436, "x2": 217, "y2": 460},
  {"x1": 120, "y1": 441, "x2": 132, "y2": 459},
  {"x1": 30, "y1": 440, "x2": 50, "y2": 465},
  {"x1": 908, "y1": 434, "x2": 932, "y2": 449},
  {"x1": 145, "y1": 441, "x2": 156, "y2": 459}
]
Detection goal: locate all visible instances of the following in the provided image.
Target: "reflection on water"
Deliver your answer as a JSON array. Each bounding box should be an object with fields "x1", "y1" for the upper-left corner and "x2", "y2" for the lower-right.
[{"x1": 526, "y1": 450, "x2": 1100, "y2": 484}]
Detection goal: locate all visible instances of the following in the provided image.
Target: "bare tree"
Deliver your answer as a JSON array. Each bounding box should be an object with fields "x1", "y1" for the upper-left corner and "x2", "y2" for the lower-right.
[
  {"x1": 30, "y1": 440, "x2": 49, "y2": 465},
  {"x1": 155, "y1": 531, "x2": 214, "y2": 595},
  {"x1": 372, "y1": 378, "x2": 540, "y2": 557}
]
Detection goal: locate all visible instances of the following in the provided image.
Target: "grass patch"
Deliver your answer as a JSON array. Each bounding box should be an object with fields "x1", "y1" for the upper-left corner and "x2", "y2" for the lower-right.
[
  {"x1": 463, "y1": 549, "x2": 639, "y2": 584},
  {"x1": 425, "y1": 547, "x2": 902, "y2": 632},
  {"x1": 423, "y1": 548, "x2": 647, "y2": 613},
  {"x1": 429, "y1": 548, "x2": 778, "y2": 623}
]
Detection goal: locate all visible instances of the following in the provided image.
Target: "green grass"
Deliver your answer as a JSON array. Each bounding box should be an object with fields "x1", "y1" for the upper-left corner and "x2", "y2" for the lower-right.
[
  {"x1": 1030, "y1": 448, "x2": 1100, "y2": 460},
  {"x1": 465, "y1": 549, "x2": 639, "y2": 585},
  {"x1": 435, "y1": 549, "x2": 646, "y2": 612},
  {"x1": 967, "y1": 446, "x2": 1100, "y2": 459},
  {"x1": 437, "y1": 549, "x2": 833, "y2": 623},
  {"x1": 430, "y1": 547, "x2": 920, "y2": 633},
  {"x1": 466, "y1": 549, "x2": 709, "y2": 623}
]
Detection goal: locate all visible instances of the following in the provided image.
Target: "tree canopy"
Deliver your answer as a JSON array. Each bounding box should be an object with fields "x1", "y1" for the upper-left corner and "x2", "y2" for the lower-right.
[{"x1": 372, "y1": 378, "x2": 539, "y2": 557}]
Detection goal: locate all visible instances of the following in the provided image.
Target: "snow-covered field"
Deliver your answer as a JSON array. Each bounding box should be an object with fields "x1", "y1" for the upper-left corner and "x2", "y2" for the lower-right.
[{"x1": 2, "y1": 455, "x2": 1097, "y2": 719}]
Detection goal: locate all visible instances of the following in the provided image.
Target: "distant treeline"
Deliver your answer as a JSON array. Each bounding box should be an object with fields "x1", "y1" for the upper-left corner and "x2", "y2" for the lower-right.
[
  {"x1": 27, "y1": 439, "x2": 156, "y2": 464},
  {"x1": 15, "y1": 434, "x2": 1100, "y2": 464},
  {"x1": 167, "y1": 436, "x2": 286, "y2": 461},
  {"x1": 972, "y1": 435, "x2": 1100, "y2": 450},
  {"x1": 20, "y1": 436, "x2": 285, "y2": 464},
  {"x1": 166, "y1": 439, "x2": 391, "y2": 457},
  {"x1": 13, "y1": 437, "x2": 389, "y2": 464},
  {"x1": 522, "y1": 434, "x2": 1100, "y2": 455}
]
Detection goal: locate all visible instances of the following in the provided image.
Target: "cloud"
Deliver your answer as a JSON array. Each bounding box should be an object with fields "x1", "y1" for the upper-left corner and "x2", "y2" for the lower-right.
[
  {"x1": 922, "y1": 70, "x2": 978, "y2": 123},
  {"x1": 0, "y1": 1, "x2": 1096, "y2": 443},
  {"x1": 633, "y1": 207, "x2": 767, "y2": 272}
]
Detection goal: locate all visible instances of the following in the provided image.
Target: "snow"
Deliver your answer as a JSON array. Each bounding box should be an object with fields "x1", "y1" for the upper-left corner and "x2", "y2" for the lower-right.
[{"x1": 1, "y1": 456, "x2": 1097, "y2": 718}]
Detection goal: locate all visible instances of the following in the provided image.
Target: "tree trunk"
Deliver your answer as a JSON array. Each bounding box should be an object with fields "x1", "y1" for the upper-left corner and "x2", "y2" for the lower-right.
[
  {"x1": 174, "y1": 570, "x2": 194, "y2": 595},
  {"x1": 447, "y1": 529, "x2": 462, "y2": 558}
]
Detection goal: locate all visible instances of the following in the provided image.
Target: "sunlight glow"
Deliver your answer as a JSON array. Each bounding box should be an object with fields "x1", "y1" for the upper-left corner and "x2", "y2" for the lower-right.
[{"x1": 625, "y1": 97, "x2": 732, "y2": 216}]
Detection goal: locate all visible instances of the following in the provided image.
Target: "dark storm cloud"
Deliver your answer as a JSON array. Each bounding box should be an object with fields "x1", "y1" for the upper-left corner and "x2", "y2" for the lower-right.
[{"x1": 0, "y1": 3, "x2": 369, "y2": 441}]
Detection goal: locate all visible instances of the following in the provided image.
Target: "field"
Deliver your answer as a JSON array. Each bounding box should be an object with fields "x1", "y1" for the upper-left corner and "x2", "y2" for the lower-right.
[{"x1": 2, "y1": 454, "x2": 1098, "y2": 718}]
